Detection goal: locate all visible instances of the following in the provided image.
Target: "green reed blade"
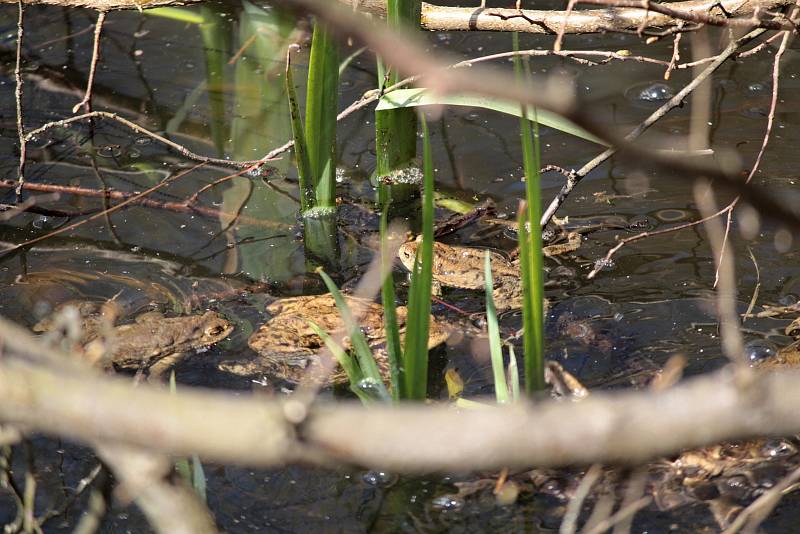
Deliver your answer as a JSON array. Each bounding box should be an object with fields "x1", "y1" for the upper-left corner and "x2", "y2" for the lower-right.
[
  {"x1": 380, "y1": 205, "x2": 403, "y2": 402},
  {"x1": 191, "y1": 455, "x2": 207, "y2": 503},
  {"x1": 305, "y1": 22, "x2": 339, "y2": 209},
  {"x1": 402, "y1": 114, "x2": 434, "y2": 400},
  {"x1": 317, "y1": 269, "x2": 390, "y2": 402},
  {"x1": 514, "y1": 32, "x2": 546, "y2": 393},
  {"x1": 285, "y1": 48, "x2": 314, "y2": 212},
  {"x1": 484, "y1": 251, "x2": 510, "y2": 404},
  {"x1": 375, "y1": 0, "x2": 421, "y2": 205},
  {"x1": 308, "y1": 320, "x2": 384, "y2": 404},
  {"x1": 198, "y1": 5, "x2": 230, "y2": 156},
  {"x1": 508, "y1": 345, "x2": 520, "y2": 403},
  {"x1": 307, "y1": 320, "x2": 362, "y2": 384}
]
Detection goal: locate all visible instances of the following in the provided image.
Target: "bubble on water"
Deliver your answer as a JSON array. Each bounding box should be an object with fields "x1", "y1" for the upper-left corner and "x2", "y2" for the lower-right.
[
  {"x1": 431, "y1": 495, "x2": 464, "y2": 511},
  {"x1": 134, "y1": 137, "x2": 152, "y2": 146},
  {"x1": 97, "y1": 145, "x2": 123, "y2": 158},
  {"x1": 628, "y1": 215, "x2": 656, "y2": 231},
  {"x1": 744, "y1": 339, "x2": 778, "y2": 364},
  {"x1": 379, "y1": 166, "x2": 423, "y2": 186},
  {"x1": 747, "y1": 82, "x2": 767, "y2": 95},
  {"x1": 593, "y1": 258, "x2": 616, "y2": 272},
  {"x1": 761, "y1": 439, "x2": 797, "y2": 458},
  {"x1": 362, "y1": 470, "x2": 397, "y2": 487},
  {"x1": 637, "y1": 83, "x2": 675, "y2": 102},
  {"x1": 31, "y1": 215, "x2": 66, "y2": 231}
]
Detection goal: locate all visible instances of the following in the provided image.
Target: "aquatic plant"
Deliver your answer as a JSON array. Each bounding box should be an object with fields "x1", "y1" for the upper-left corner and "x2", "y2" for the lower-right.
[
  {"x1": 375, "y1": 0, "x2": 421, "y2": 206},
  {"x1": 514, "y1": 33, "x2": 546, "y2": 394},
  {"x1": 484, "y1": 252, "x2": 510, "y2": 404}
]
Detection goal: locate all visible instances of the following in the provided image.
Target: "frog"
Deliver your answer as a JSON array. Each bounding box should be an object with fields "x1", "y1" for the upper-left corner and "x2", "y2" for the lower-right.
[
  {"x1": 217, "y1": 293, "x2": 451, "y2": 386},
  {"x1": 33, "y1": 300, "x2": 233, "y2": 377},
  {"x1": 398, "y1": 239, "x2": 524, "y2": 312}
]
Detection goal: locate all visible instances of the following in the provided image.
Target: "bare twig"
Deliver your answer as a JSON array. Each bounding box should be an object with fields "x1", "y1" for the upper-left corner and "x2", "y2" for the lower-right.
[
  {"x1": 715, "y1": 13, "x2": 794, "y2": 286},
  {"x1": 71, "y1": 11, "x2": 106, "y2": 113},
  {"x1": 0, "y1": 164, "x2": 206, "y2": 256},
  {"x1": 583, "y1": 496, "x2": 652, "y2": 534},
  {"x1": 0, "y1": 179, "x2": 289, "y2": 230},
  {"x1": 23, "y1": 111, "x2": 276, "y2": 170},
  {"x1": 559, "y1": 464, "x2": 603, "y2": 534},
  {"x1": 722, "y1": 464, "x2": 800, "y2": 533},
  {"x1": 695, "y1": 180, "x2": 746, "y2": 365},
  {"x1": 14, "y1": 0, "x2": 25, "y2": 196},
  {"x1": 541, "y1": 28, "x2": 765, "y2": 227}
]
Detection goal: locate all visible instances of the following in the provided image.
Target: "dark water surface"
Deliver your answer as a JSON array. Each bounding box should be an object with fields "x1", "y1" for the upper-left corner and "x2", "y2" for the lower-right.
[{"x1": 1, "y1": 1, "x2": 800, "y2": 532}]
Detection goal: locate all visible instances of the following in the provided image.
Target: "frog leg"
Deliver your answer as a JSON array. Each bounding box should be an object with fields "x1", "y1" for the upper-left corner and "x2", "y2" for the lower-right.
[{"x1": 147, "y1": 352, "x2": 186, "y2": 379}]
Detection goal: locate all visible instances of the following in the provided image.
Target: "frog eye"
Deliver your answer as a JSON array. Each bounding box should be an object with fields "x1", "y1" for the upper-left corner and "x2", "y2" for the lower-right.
[{"x1": 205, "y1": 324, "x2": 227, "y2": 337}]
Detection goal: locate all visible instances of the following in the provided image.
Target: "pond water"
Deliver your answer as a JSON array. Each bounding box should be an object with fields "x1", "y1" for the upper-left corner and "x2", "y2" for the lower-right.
[{"x1": 1, "y1": 1, "x2": 800, "y2": 531}]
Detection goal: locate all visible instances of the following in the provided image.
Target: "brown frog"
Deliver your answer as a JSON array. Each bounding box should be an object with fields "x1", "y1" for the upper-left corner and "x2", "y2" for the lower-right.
[
  {"x1": 398, "y1": 239, "x2": 523, "y2": 312},
  {"x1": 218, "y1": 293, "x2": 450, "y2": 386},
  {"x1": 397, "y1": 237, "x2": 579, "y2": 313},
  {"x1": 34, "y1": 301, "x2": 233, "y2": 377}
]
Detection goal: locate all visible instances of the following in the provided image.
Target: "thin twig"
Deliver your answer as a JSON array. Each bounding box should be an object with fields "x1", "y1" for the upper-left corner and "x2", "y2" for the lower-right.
[
  {"x1": 0, "y1": 164, "x2": 206, "y2": 257},
  {"x1": 715, "y1": 15, "x2": 793, "y2": 286},
  {"x1": 587, "y1": 206, "x2": 729, "y2": 279},
  {"x1": 0, "y1": 180, "x2": 288, "y2": 230},
  {"x1": 542, "y1": 28, "x2": 765, "y2": 227},
  {"x1": 583, "y1": 496, "x2": 653, "y2": 534},
  {"x1": 695, "y1": 180, "x2": 746, "y2": 365},
  {"x1": 722, "y1": 463, "x2": 800, "y2": 533},
  {"x1": 664, "y1": 28, "x2": 682, "y2": 79},
  {"x1": 72, "y1": 12, "x2": 106, "y2": 113},
  {"x1": 23, "y1": 111, "x2": 275, "y2": 170},
  {"x1": 554, "y1": 0, "x2": 578, "y2": 51},
  {"x1": 14, "y1": 0, "x2": 25, "y2": 197},
  {"x1": 559, "y1": 464, "x2": 603, "y2": 534}
]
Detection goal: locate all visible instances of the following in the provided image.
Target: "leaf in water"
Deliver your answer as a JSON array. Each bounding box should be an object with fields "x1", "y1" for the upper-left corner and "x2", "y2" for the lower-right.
[
  {"x1": 377, "y1": 88, "x2": 606, "y2": 145},
  {"x1": 445, "y1": 368, "x2": 465, "y2": 400}
]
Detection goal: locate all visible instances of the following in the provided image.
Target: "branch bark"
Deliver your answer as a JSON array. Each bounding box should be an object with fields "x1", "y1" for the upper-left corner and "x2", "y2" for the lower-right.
[
  {"x1": 3, "y1": 0, "x2": 794, "y2": 35},
  {"x1": 3, "y1": 316, "x2": 800, "y2": 473}
]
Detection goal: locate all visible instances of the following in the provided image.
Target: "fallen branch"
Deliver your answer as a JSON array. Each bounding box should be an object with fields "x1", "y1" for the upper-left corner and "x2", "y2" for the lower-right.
[{"x1": 4, "y1": 316, "x2": 800, "y2": 473}]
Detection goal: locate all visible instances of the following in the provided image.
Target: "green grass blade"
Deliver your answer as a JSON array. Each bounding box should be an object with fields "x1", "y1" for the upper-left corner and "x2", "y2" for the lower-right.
[
  {"x1": 380, "y1": 205, "x2": 403, "y2": 402},
  {"x1": 484, "y1": 251, "x2": 509, "y2": 404},
  {"x1": 402, "y1": 115, "x2": 435, "y2": 400},
  {"x1": 508, "y1": 345, "x2": 520, "y2": 403},
  {"x1": 170, "y1": 373, "x2": 205, "y2": 500},
  {"x1": 145, "y1": 7, "x2": 204, "y2": 23},
  {"x1": 305, "y1": 23, "x2": 339, "y2": 208},
  {"x1": 514, "y1": 32, "x2": 546, "y2": 393},
  {"x1": 307, "y1": 320, "x2": 362, "y2": 384},
  {"x1": 191, "y1": 455, "x2": 207, "y2": 503},
  {"x1": 317, "y1": 269, "x2": 390, "y2": 401},
  {"x1": 285, "y1": 48, "x2": 314, "y2": 212},
  {"x1": 375, "y1": 0, "x2": 421, "y2": 205},
  {"x1": 307, "y1": 320, "x2": 384, "y2": 403},
  {"x1": 376, "y1": 88, "x2": 605, "y2": 146},
  {"x1": 198, "y1": 5, "x2": 230, "y2": 156}
]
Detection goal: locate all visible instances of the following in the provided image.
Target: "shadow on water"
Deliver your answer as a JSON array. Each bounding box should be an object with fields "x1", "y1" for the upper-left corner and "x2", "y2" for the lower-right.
[{"x1": 2, "y1": 0, "x2": 800, "y2": 531}]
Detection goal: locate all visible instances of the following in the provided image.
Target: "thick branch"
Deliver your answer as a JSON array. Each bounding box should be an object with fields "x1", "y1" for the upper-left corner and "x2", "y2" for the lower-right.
[
  {"x1": 3, "y1": 315, "x2": 800, "y2": 473},
  {"x1": 3, "y1": 0, "x2": 794, "y2": 35}
]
